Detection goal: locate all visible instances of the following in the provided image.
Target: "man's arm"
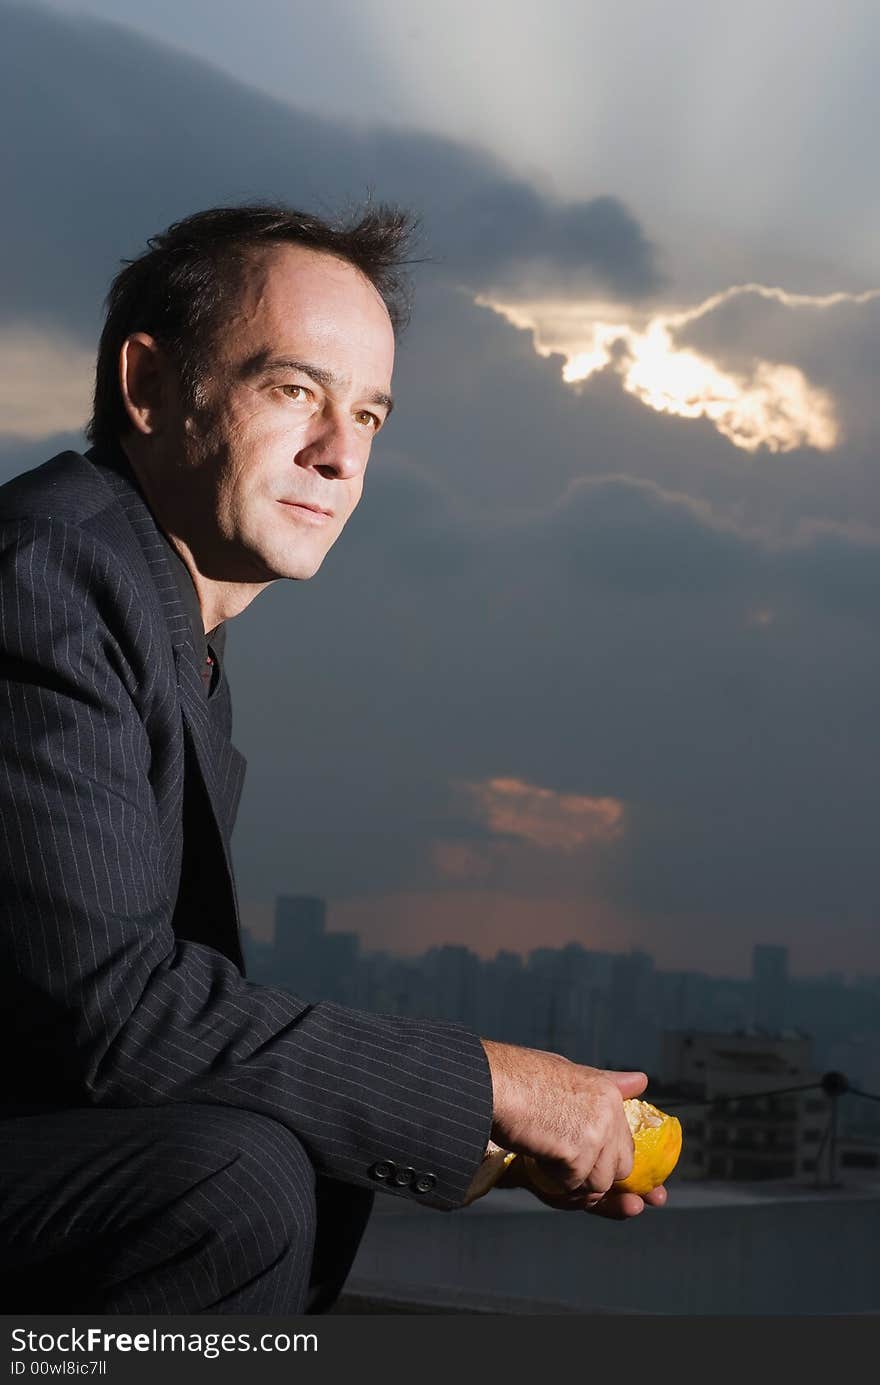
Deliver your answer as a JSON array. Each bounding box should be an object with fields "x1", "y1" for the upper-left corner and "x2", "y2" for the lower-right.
[{"x1": 0, "y1": 518, "x2": 492, "y2": 1209}]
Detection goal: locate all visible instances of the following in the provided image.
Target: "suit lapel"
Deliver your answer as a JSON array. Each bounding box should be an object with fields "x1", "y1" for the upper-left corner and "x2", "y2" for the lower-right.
[
  {"x1": 88, "y1": 445, "x2": 246, "y2": 963},
  {"x1": 174, "y1": 634, "x2": 248, "y2": 858}
]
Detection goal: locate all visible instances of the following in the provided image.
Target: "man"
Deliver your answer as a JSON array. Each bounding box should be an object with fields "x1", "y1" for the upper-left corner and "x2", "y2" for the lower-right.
[{"x1": 0, "y1": 203, "x2": 664, "y2": 1315}]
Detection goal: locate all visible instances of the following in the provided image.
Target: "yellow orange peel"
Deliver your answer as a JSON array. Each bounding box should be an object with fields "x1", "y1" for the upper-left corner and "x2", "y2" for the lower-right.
[{"x1": 613, "y1": 1097, "x2": 683, "y2": 1196}]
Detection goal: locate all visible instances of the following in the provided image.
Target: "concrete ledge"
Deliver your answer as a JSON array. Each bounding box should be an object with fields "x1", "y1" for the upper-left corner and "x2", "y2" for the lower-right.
[
  {"x1": 331, "y1": 1277, "x2": 615, "y2": 1315},
  {"x1": 346, "y1": 1183, "x2": 880, "y2": 1315}
]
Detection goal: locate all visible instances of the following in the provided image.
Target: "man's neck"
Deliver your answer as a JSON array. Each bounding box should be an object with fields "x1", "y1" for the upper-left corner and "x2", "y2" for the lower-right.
[{"x1": 119, "y1": 435, "x2": 271, "y2": 635}]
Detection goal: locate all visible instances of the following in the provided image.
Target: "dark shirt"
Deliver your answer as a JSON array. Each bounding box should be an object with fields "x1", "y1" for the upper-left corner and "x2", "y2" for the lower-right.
[{"x1": 161, "y1": 538, "x2": 226, "y2": 698}]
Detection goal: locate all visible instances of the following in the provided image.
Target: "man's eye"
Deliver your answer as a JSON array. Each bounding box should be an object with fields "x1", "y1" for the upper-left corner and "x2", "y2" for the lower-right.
[
  {"x1": 355, "y1": 410, "x2": 382, "y2": 430},
  {"x1": 280, "y1": 384, "x2": 313, "y2": 401}
]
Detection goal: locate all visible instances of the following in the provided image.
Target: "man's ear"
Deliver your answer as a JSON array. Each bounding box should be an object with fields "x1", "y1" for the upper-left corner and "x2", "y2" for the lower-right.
[{"x1": 119, "y1": 333, "x2": 171, "y2": 436}]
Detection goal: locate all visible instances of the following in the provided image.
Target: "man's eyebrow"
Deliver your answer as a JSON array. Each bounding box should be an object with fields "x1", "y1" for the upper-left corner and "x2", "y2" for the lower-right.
[{"x1": 243, "y1": 354, "x2": 394, "y2": 415}]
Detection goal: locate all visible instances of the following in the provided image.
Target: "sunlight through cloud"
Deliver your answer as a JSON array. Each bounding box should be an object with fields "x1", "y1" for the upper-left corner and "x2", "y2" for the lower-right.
[{"x1": 479, "y1": 284, "x2": 880, "y2": 455}]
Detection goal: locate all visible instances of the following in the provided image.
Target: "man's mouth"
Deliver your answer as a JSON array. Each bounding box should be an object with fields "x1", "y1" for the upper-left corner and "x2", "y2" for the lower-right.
[{"x1": 277, "y1": 500, "x2": 333, "y2": 523}]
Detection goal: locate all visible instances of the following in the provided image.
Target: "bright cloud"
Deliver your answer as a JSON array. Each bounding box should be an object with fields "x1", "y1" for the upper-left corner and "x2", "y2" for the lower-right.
[
  {"x1": 462, "y1": 775, "x2": 625, "y2": 852},
  {"x1": 479, "y1": 284, "x2": 880, "y2": 455},
  {"x1": 0, "y1": 327, "x2": 93, "y2": 439}
]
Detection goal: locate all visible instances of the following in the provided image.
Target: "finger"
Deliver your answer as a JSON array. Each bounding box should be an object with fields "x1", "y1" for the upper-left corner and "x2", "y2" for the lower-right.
[
  {"x1": 615, "y1": 1135, "x2": 636, "y2": 1184},
  {"x1": 586, "y1": 1189, "x2": 645, "y2": 1220},
  {"x1": 573, "y1": 1184, "x2": 666, "y2": 1214},
  {"x1": 525, "y1": 1155, "x2": 577, "y2": 1196},
  {"x1": 601, "y1": 1070, "x2": 648, "y2": 1099},
  {"x1": 582, "y1": 1149, "x2": 617, "y2": 1196},
  {"x1": 643, "y1": 1185, "x2": 667, "y2": 1207},
  {"x1": 528, "y1": 1181, "x2": 592, "y2": 1210}
]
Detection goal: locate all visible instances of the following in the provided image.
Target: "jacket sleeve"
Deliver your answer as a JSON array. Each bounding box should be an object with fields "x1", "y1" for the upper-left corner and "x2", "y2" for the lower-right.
[{"x1": 0, "y1": 518, "x2": 493, "y2": 1209}]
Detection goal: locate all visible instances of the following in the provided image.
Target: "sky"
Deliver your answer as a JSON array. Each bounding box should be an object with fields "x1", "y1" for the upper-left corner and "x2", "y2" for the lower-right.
[{"x1": 2, "y1": 0, "x2": 879, "y2": 978}]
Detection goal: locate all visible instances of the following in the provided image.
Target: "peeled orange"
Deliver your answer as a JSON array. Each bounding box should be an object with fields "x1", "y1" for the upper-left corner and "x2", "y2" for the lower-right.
[{"x1": 612, "y1": 1097, "x2": 682, "y2": 1195}]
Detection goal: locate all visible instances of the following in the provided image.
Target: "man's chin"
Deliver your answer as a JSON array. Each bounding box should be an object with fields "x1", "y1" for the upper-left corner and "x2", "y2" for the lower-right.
[
  {"x1": 246, "y1": 524, "x2": 338, "y2": 581},
  {"x1": 274, "y1": 550, "x2": 329, "y2": 582}
]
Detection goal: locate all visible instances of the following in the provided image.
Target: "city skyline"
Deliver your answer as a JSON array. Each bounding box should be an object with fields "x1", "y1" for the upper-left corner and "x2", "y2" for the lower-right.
[{"x1": 240, "y1": 896, "x2": 879, "y2": 984}]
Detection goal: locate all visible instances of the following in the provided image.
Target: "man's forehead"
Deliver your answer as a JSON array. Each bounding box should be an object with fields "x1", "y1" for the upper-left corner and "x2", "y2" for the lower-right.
[
  {"x1": 227, "y1": 244, "x2": 394, "y2": 371},
  {"x1": 238, "y1": 242, "x2": 390, "y2": 320}
]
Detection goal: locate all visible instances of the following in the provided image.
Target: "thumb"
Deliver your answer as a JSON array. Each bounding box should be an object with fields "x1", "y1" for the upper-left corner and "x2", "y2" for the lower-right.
[{"x1": 602, "y1": 1070, "x2": 648, "y2": 1098}]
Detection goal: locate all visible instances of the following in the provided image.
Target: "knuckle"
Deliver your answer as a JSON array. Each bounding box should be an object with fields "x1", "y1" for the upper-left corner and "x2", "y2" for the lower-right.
[{"x1": 585, "y1": 1170, "x2": 613, "y2": 1195}]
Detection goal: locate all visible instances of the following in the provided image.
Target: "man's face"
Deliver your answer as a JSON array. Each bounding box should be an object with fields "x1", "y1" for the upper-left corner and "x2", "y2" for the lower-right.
[{"x1": 167, "y1": 243, "x2": 396, "y2": 584}]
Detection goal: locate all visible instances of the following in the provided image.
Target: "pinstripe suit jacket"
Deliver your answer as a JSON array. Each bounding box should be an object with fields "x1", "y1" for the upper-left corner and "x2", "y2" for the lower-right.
[{"x1": 0, "y1": 443, "x2": 492, "y2": 1209}]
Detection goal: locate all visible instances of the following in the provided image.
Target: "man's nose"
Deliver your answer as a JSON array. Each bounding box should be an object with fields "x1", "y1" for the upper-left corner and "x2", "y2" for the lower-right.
[{"x1": 297, "y1": 412, "x2": 366, "y2": 480}]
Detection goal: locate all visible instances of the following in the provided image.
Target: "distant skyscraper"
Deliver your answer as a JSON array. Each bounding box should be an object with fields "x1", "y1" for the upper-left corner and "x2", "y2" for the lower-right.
[
  {"x1": 273, "y1": 895, "x2": 326, "y2": 998},
  {"x1": 608, "y1": 950, "x2": 657, "y2": 1069},
  {"x1": 271, "y1": 896, "x2": 362, "y2": 1004},
  {"x1": 752, "y1": 943, "x2": 789, "y2": 1033},
  {"x1": 275, "y1": 894, "x2": 325, "y2": 946}
]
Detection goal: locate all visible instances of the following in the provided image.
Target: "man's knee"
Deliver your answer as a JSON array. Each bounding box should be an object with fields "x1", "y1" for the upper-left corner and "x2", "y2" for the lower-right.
[
  {"x1": 145, "y1": 1105, "x2": 318, "y2": 1276},
  {"x1": 169, "y1": 1103, "x2": 316, "y2": 1203},
  {"x1": 0, "y1": 1104, "x2": 320, "y2": 1313}
]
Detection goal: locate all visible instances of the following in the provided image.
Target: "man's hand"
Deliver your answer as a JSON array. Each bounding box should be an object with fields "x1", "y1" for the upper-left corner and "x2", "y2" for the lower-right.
[
  {"x1": 496, "y1": 1152, "x2": 668, "y2": 1219},
  {"x1": 482, "y1": 1039, "x2": 662, "y2": 1217}
]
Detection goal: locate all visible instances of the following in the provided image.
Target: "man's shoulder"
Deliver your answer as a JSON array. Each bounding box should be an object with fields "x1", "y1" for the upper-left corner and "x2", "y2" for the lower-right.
[
  {"x1": 0, "y1": 447, "x2": 116, "y2": 531},
  {"x1": 0, "y1": 445, "x2": 157, "y2": 593},
  {"x1": 0, "y1": 447, "x2": 177, "y2": 681}
]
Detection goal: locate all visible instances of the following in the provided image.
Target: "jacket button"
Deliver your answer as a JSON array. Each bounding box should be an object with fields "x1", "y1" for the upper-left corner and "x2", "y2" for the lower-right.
[
  {"x1": 413, "y1": 1172, "x2": 436, "y2": 1194},
  {"x1": 369, "y1": 1160, "x2": 396, "y2": 1182},
  {"x1": 393, "y1": 1165, "x2": 416, "y2": 1187}
]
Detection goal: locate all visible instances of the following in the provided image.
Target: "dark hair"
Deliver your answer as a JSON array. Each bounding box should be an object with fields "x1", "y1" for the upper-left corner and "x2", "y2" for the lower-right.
[{"x1": 86, "y1": 201, "x2": 418, "y2": 448}]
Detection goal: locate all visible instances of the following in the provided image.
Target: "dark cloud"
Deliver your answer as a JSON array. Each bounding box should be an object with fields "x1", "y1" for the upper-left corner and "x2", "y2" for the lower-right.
[
  {"x1": 523, "y1": 474, "x2": 751, "y2": 594},
  {"x1": 431, "y1": 184, "x2": 661, "y2": 296},
  {"x1": 0, "y1": 1, "x2": 662, "y2": 342}
]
